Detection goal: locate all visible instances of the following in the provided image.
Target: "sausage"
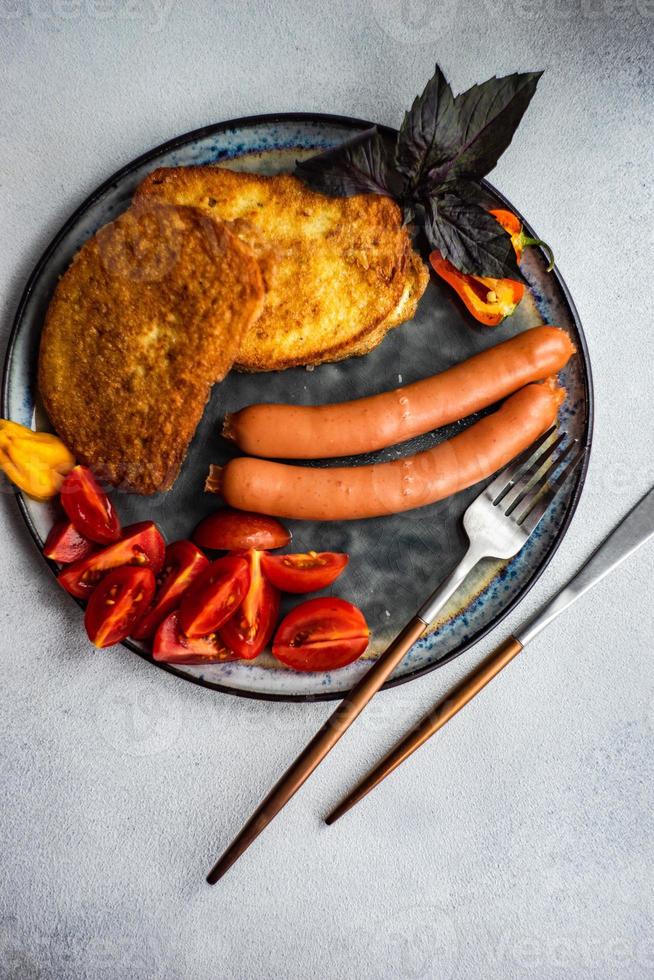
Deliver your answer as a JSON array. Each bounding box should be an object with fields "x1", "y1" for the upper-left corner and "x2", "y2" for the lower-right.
[
  {"x1": 209, "y1": 381, "x2": 565, "y2": 521},
  {"x1": 223, "y1": 326, "x2": 575, "y2": 459}
]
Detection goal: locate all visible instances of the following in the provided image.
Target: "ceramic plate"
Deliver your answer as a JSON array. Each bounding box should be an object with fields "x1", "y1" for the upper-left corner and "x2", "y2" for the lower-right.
[{"x1": 2, "y1": 113, "x2": 593, "y2": 701}]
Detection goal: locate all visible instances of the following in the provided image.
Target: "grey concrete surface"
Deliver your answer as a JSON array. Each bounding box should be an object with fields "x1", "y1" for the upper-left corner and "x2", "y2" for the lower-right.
[{"x1": 1, "y1": 2, "x2": 653, "y2": 978}]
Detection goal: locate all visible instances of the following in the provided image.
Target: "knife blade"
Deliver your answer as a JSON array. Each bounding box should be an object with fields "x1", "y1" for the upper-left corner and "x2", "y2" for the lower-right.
[
  {"x1": 517, "y1": 485, "x2": 654, "y2": 645},
  {"x1": 323, "y1": 486, "x2": 654, "y2": 827}
]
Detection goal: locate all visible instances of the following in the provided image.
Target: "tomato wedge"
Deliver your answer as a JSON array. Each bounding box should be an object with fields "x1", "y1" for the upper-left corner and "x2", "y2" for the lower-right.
[
  {"x1": 261, "y1": 551, "x2": 348, "y2": 593},
  {"x1": 60, "y1": 465, "x2": 121, "y2": 543},
  {"x1": 193, "y1": 508, "x2": 290, "y2": 552},
  {"x1": 43, "y1": 520, "x2": 94, "y2": 564},
  {"x1": 84, "y1": 566, "x2": 155, "y2": 649},
  {"x1": 58, "y1": 521, "x2": 165, "y2": 599},
  {"x1": 153, "y1": 611, "x2": 239, "y2": 665},
  {"x1": 272, "y1": 597, "x2": 369, "y2": 672},
  {"x1": 219, "y1": 550, "x2": 280, "y2": 659},
  {"x1": 131, "y1": 540, "x2": 209, "y2": 640},
  {"x1": 178, "y1": 554, "x2": 250, "y2": 638}
]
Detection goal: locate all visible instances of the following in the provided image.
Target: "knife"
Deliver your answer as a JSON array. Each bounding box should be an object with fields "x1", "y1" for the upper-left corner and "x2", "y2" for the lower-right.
[
  {"x1": 325, "y1": 485, "x2": 654, "y2": 825},
  {"x1": 518, "y1": 484, "x2": 654, "y2": 643}
]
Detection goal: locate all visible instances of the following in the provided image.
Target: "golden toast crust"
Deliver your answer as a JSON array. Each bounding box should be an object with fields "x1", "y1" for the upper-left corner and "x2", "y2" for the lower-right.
[
  {"x1": 135, "y1": 167, "x2": 426, "y2": 371},
  {"x1": 347, "y1": 250, "x2": 430, "y2": 358},
  {"x1": 38, "y1": 204, "x2": 264, "y2": 494}
]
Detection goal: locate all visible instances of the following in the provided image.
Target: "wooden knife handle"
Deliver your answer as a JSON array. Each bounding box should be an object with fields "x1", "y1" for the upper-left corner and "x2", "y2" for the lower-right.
[{"x1": 326, "y1": 635, "x2": 524, "y2": 825}]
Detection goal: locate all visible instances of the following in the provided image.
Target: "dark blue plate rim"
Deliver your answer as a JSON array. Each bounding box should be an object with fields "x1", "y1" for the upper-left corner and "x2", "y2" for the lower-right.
[{"x1": 1, "y1": 112, "x2": 594, "y2": 702}]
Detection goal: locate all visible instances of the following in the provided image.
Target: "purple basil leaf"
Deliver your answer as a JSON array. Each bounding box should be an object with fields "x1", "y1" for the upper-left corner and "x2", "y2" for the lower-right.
[
  {"x1": 425, "y1": 192, "x2": 524, "y2": 281},
  {"x1": 427, "y1": 72, "x2": 543, "y2": 186},
  {"x1": 395, "y1": 65, "x2": 457, "y2": 188},
  {"x1": 295, "y1": 127, "x2": 404, "y2": 198},
  {"x1": 445, "y1": 179, "x2": 498, "y2": 211}
]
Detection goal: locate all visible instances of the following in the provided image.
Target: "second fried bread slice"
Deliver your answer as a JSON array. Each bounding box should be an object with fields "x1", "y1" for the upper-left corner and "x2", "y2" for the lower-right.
[{"x1": 135, "y1": 166, "x2": 425, "y2": 371}]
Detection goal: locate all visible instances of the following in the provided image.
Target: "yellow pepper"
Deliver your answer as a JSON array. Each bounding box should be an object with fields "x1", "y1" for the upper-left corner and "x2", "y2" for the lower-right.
[{"x1": 0, "y1": 420, "x2": 75, "y2": 501}]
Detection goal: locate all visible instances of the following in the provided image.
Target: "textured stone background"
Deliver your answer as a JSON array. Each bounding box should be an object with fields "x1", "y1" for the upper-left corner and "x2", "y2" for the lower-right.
[{"x1": 1, "y1": 2, "x2": 653, "y2": 978}]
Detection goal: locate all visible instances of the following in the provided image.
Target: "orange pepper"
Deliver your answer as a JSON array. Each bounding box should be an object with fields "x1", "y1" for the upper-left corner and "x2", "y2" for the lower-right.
[
  {"x1": 429, "y1": 251, "x2": 525, "y2": 327},
  {"x1": 430, "y1": 209, "x2": 555, "y2": 327},
  {"x1": 0, "y1": 419, "x2": 75, "y2": 501},
  {"x1": 489, "y1": 209, "x2": 555, "y2": 270}
]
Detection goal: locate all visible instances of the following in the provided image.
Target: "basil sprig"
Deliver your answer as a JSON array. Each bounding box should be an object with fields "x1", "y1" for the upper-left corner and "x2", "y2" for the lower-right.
[{"x1": 295, "y1": 65, "x2": 543, "y2": 281}]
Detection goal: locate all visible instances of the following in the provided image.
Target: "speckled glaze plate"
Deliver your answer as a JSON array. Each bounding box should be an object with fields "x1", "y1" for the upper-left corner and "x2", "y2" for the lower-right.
[{"x1": 2, "y1": 114, "x2": 592, "y2": 701}]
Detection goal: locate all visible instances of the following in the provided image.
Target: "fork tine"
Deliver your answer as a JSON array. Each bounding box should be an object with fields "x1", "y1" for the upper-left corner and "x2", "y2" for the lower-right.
[
  {"x1": 517, "y1": 445, "x2": 586, "y2": 532},
  {"x1": 484, "y1": 426, "x2": 557, "y2": 502},
  {"x1": 506, "y1": 438, "x2": 571, "y2": 519},
  {"x1": 500, "y1": 432, "x2": 568, "y2": 514}
]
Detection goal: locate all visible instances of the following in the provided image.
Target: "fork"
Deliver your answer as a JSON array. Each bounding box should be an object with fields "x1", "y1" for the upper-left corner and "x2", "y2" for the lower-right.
[{"x1": 206, "y1": 427, "x2": 584, "y2": 883}]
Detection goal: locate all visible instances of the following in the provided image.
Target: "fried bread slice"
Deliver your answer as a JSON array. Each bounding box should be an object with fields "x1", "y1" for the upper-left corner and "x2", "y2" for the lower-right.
[
  {"x1": 38, "y1": 204, "x2": 264, "y2": 494},
  {"x1": 135, "y1": 166, "x2": 427, "y2": 371},
  {"x1": 346, "y1": 249, "x2": 430, "y2": 357}
]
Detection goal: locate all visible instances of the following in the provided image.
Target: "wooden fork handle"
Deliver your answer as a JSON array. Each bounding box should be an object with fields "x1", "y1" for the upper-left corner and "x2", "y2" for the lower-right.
[
  {"x1": 206, "y1": 616, "x2": 427, "y2": 884},
  {"x1": 325, "y1": 635, "x2": 524, "y2": 825}
]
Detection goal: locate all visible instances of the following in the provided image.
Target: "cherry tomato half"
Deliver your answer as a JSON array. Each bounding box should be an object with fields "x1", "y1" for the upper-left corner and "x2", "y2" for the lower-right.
[
  {"x1": 220, "y1": 550, "x2": 280, "y2": 659},
  {"x1": 153, "y1": 611, "x2": 239, "y2": 665},
  {"x1": 178, "y1": 554, "x2": 250, "y2": 638},
  {"x1": 84, "y1": 566, "x2": 155, "y2": 649},
  {"x1": 60, "y1": 465, "x2": 121, "y2": 544},
  {"x1": 131, "y1": 540, "x2": 209, "y2": 640},
  {"x1": 193, "y1": 508, "x2": 290, "y2": 552},
  {"x1": 58, "y1": 521, "x2": 165, "y2": 599},
  {"x1": 272, "y1": 597, "x2": 369, "y2": 672},
  {"x1": 261, "y1": 551, "x2": 348, "y2": 593},
  {"x1": 43, "y1": 519, "x2": 95, "y2": 564}
]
